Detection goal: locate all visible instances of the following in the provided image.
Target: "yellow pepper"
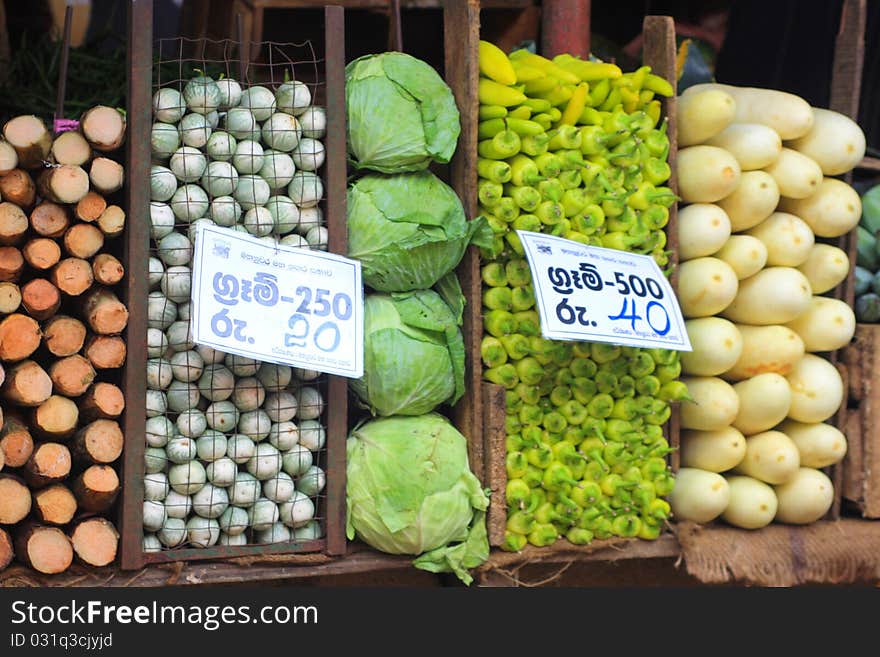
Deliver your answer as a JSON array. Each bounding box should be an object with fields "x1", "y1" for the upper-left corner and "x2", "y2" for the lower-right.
[
  {"x1": 509, "y1": 50, "x2": 580, "y2": 84},
  {"x1": 559, "y1": 82, "x2": 589, "y2": 126},
  {"x1": 479, "y1": 78, "x2": 527, "y2": 107},
  {"x1": 479, "y1": 40, "x2": 517, "y2": 85}
]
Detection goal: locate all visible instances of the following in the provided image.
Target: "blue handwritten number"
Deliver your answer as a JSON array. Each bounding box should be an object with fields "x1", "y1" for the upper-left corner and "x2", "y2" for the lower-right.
[
  {"x1": 608, "y1": 298, "x2": 642, "y2": 331},
  {"x1": 313, "y1": 322, "x2": 341, "y2": 352},
  {"x1": 646, "y1": 301, "x2": 671, "y2": 336},
  {"x1": 285, "y1": 313, "x2": 309, "y2": 347}
]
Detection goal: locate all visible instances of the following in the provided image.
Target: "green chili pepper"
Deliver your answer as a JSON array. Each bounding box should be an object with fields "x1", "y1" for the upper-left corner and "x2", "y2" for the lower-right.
[
  {"x1": 506, "y1": 451, "x2": 529, "y2": 479},
  {"x1": 513, "y1": 310, "x2": 541, "y2": 337},
  {"x1": 506, "y1": 433, "x2": 524, "y2": 453},
  {"x1": 506, "y1": 510, "x2": 536, "y2": 536},
  {"x1": 481, "y1": 336, "x2": 508, "y2": 368},
  {"x1": 503, "y1": 531, "x2": 528, "y2": 551},
  {"x1": 519, "y1": 403, "x2": 545, "y2": 428},
  {"x1": 635, "y1": 375, "x2": 661, "y2": 397},
  {"x1": 523, "y1": 465, "x2": 544, "y2": 489},
  {"x1": 587, "y1": 393, "x2": 615, "y2": 419},
  {"x1": 481, "y1": 262, "x2": 508, "y2": 287},
  {"x1": 499, "y1": 334, "x2": 531, "y2": 361},
  {"x1": 527, "y1": 523, "x2": 559, "y2": 547},
  {"x1": 612, "y1": 514, "x2": 641, "y2": 538},
  {"x1": 484, "y1": 363, "x2": 519, "y2": 389}
]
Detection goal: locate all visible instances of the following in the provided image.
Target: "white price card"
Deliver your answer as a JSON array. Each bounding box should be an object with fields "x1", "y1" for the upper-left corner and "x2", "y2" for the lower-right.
[
  {"x1": 517, "y1": 230, "x2": 692, "y2": 352},
  {"x1": 191, "y1": 224, "x2": 364, "y2": 378}
]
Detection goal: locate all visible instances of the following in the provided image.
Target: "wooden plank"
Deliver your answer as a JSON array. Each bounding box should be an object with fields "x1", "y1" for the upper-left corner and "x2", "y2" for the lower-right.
[
  {"x1": 829, "y1": 0, "x2": 865, "y2": 313},
  {"x1": 444, "y1": 0, "x2": 485, "y2": 484},
  {"x1": 843, "y1": 406, "x2": 864, "y2": 506},
  {"x1": 480, "y1": 534, "x2": 680, "y2": 572},
  {"x1": 141, "y1": 540, "x2": 325, "y2": 565},
  {"x1": 1, "y1": 546, "x2": 415, "y2": 587},
  {"x1": 323, "y1": 4, "x2": 348, "y2": 557},
  {"x1": 642, "y1": 15, "x2": 680, "y2": 472},
  {"x1": 860, "y1": 325, "x2": 880, "y2": 517},
  {"x1": 827, "y1": 0, "x2": 866, "y2": 519},
  {"x1": 119, "y1": 0, "x2": 153, "y2": 571},
  {"x1": 829, "y1": 0, "x2": 866, "y2": 120},
  {"x1": 483, "y1": 382, "x2": 507, "y2": 547}
]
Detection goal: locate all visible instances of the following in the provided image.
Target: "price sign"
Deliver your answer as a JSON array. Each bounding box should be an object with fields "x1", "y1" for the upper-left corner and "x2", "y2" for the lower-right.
[
  {"x1": 191, "y1": 224, "x2": 364, "y2": 378},
  {"x1": 517, "y1": 230, "x2": 692, "y2": 351}
]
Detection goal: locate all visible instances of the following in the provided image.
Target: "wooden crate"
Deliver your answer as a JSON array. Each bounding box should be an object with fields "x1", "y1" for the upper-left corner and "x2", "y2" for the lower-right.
[
  {"x1": 441, "y1": 2, "x2": 682, "y2": 549},
  {"x1": 119, "y1": 3, "x2": 348, "y2": 569},
  {"x1": 448, "y1": 0, "x2": 869, "y2": 558}
]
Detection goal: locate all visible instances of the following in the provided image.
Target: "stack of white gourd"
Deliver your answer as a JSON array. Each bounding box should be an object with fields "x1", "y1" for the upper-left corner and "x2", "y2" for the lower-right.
[
  {"x1": 668, "y1": 83, "x2": 866, "y2": 529},
  {"x1": 143, "y1": 74, "x2": 329, "y2": 551}
]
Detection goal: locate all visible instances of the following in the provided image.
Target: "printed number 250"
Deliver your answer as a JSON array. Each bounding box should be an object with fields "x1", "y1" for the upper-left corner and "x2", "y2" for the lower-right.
[{"x1": 295, "y1": 287, "x2": 353, "y2": 319}]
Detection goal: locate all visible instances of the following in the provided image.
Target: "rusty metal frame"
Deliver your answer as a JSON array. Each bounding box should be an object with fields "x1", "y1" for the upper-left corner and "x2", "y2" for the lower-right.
[{"x1": 120, "y1": 2, "x2": 348, "y2": 569}]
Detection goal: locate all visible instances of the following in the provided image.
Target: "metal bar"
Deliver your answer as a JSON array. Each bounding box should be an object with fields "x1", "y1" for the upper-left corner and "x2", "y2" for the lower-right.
[
  {"x1": 323, "y1": 4, "x2": 348, "y2": 557},
  {"x1": 54, "y1": 4, "x2": 74, "y2": 128},
  {"x1": 642, "y1": 15, "x2": 680, "y2": 473},
  {"x1": 540, "y1": 0, "x2": 590, "y2": 58},
  {"x1": 120, "y1": 0, "x2": 153, "y2": 571}
]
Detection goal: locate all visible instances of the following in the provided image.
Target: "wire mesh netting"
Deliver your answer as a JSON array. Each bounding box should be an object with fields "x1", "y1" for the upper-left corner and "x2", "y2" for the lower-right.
[{"x1": 143, "y1": 37, "x2": 330, "y2": 555}]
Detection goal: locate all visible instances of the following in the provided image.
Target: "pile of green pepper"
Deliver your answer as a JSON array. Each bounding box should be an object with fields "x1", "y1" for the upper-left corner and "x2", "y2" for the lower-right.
[{"x1": 475, "y1": 48, "x2": 688, "y2": 551}]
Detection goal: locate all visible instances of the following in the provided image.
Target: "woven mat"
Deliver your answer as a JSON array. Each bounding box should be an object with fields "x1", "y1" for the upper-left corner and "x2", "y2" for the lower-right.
[{"x1": 676, "y1": 519, "x2": 880, "y2": 586}]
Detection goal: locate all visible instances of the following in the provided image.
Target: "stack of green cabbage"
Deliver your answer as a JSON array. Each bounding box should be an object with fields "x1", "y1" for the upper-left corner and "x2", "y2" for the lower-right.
[
  {"x1": 343, "y1": 52, "x2": 492, "y2": 584},
  {"x1": 475, "y1": 42, "x2": 687, "y2": 551}
]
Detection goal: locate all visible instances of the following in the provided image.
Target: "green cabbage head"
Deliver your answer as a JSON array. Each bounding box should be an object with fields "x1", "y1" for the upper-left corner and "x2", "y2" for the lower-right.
[
  {"x1": 345, "y1": 52, "x2": 460, "y2": 173},
  {"x1": 347, "y1": 171, "x2": 493, "y2": 292},
  {"x1": 346, "y1": 414, "x2": 490, "y2": 585},
  {"x1": 350, "y1": 284, "x2": 465, "y2": 416}
]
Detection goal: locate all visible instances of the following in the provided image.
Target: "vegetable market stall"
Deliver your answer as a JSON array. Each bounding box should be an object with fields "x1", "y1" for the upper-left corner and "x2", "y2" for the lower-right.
[{"x1": 4, "y1": 0, "x2": 880, "y2": 588}]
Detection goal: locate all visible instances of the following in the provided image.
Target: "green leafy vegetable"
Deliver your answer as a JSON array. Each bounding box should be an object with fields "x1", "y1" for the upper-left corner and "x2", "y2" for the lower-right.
[
  {"x1": 347, "y1": 171, "x2": 493, "y2": 292},
  {"x1": 350, "y1": 288, "x2": 465, "y2": 416},
  {"x1": 346, "y1": 414, "x2": 490, "y2": 584},
  {"x1": 345, "y1": 52, "x2": 461, "y2": 173}
]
